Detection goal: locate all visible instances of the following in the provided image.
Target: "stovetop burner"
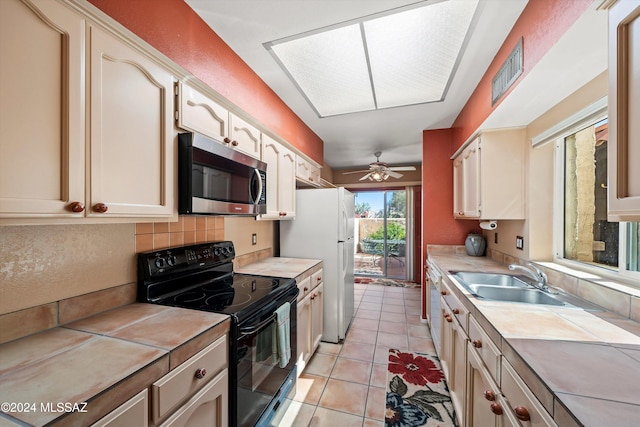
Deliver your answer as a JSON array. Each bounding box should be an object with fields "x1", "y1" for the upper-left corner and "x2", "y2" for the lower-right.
[{"x1": 137, "y1": 242, "x2": 297, "y2": 321}]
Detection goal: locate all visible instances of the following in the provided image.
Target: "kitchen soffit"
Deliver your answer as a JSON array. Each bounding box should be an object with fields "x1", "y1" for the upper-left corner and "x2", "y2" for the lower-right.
[{"x1": 264, "y1": 0, "x2": 479, "y2": 118}]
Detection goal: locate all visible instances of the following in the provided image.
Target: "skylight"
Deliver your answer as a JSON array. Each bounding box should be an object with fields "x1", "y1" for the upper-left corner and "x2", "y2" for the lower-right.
[{"x1": 265, "y1": 0, "x2": 479, "y2": 118}]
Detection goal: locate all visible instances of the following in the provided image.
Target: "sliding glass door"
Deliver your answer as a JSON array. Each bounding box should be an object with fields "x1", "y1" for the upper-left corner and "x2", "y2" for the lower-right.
[{"x1": 354, "y1": 190, "x2": 408, "y2": 279}]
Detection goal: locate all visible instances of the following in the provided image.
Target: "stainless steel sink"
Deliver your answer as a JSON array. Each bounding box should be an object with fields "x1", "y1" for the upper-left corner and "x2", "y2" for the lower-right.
[
  {"x1": 454, "y1": 272, "x2": 530, "y2": 288},
  {"x1": 471, "y1": 285, "x2": 565, "y2": 306},
  {"x1": 451, "y1": 271, "x2": 604, "y2": 310}
]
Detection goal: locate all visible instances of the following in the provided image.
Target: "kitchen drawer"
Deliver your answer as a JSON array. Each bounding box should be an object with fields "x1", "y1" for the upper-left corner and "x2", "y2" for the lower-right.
[
  {"x1": 297, "y1": 276, "x2": 312, "y2": 302},
  {"x1": 441, "y1": 281, "x2": 468, "y2": 332},
  {"x1": 501, "y1": 358, "x2": 557, "y2": 427},
  {"x1": 311, "y1": 269, "x2": 323, "y2": 289},
  {"x1": 152, "y1": 335, "x2": 227, "y2": 422},
  {"x1": 468, "y1": 315, "x2": 501, "y2": 383}
]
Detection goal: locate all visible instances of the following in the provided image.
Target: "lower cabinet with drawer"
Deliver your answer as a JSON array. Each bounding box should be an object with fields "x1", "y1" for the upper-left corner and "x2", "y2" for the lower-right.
[
  {"x1": 439, "y1": 279, "x2": 468, "y2": 427},
  {"x1": 296, "y1": 266, "x2": 323, "y2": 374},
  {"x1": 464, "y1": 313, "x2": 557, "y2": 427},
  {"x1": 437, "y1": 272, "x2": 558, "y2": 427},
  {"x1": 152, "y1": 335, "x2": 228, "y2": 427}
]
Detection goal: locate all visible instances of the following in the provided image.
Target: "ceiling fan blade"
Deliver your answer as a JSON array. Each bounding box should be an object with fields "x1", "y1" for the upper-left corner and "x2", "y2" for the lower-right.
[
  {"x1": 342, "y1": 169, "x2": 371, "y2": 175},
  {"x1": 388, "y1": 166, "x2": 416, "y2": 171},
  {"x1": 387, "y1": 171, "x2": 403, "y2": 179},
  {"x1": 359, "y1": 172, "x2": 373, "y2": 181}
]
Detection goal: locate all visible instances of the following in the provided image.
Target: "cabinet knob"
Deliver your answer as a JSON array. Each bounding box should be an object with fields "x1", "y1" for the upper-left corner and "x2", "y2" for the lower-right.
[
  {"x1": 68, "y1": 202, "x2": 85, "y2": 213},
  {"x1": 445, "y1": 314, "x2": 453, "y2": 323},
  {"x1": 93, "y1": 203, "x2": 108, "y2": 213},
  {"x1": 223, "y1": 137, "x2": 231, "y2": 145},
  {"x1": 303, "y1": 287, "x2": 309, "y2": 292},
  {"x1": 458, "y1": 211, "x2": 464, "y2": 216},
  {"x1": 514, "y1": 406, "x2": 530, "y2": 421},
  {"x1": 311, "y1": 294, "x2": 315, "y2": 300},
  {"x1": 231, "y1": 140, "x2": 239, "y2": 146},
  {"x1": 441, "y1": 290, "x2": 447, "y2": 295},
  {"x1": 452, "y1": 308, "x2": 460, "y2": 315},
  {"x1": 490, "y1": 402, "x2": 503, "y2": 415},
  {"x1": 194, "y1": 368, "x2": 207, "y2": 379},
  {"x1": 279, "y1": 212, "x2": 287, "y2": 216},
  {"x1": 317, "y1": 276, "x2": 322, "y2": 282},
  {"x1": 483, "y1": 390, "x2": 495, "y2": 401},
  {"x1": 472, "y1": 339, "x2": 482, "y2": 348}
]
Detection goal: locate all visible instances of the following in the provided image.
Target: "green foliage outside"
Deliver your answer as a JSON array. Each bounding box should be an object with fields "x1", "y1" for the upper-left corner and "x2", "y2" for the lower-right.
[{"x1": 368, "y1": 221, "x2": 406, "y2": 240}]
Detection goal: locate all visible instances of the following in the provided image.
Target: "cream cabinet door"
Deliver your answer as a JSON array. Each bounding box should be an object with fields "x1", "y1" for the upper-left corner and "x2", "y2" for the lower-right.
[
  {"x1": 0, "y1": 0, "x2": 85, "y2": 218},
  {"x1": 260, "y1": 136, "x2": 295, "y2": 219},
  {"x1": 453, "y1": 157, "x2": 464, "y2": 218},
  {"x1": 608, "y1": 0, "x2": 640, "y2": 221},
  {"x1": 177, "y1": 82, "x2": 229, "y2": 142},
  {"x1": 461, "y1": 139, "x2": 480, "y2": 218},
  {"x1": 88, "y1": 25, "x2": 174, "y2": 218},
  {"x1": 91, "y1": 389, "x2": 148, "y2": 427},
  {"x1": 297, "y1": 295, "x2": 312, "y2": 373},
  {"x1": 310, "y1": 282, "x2": 324, "y2": 354},
  {"x1": 229, "y1": 113, "x2": 261, "y2": 159}
]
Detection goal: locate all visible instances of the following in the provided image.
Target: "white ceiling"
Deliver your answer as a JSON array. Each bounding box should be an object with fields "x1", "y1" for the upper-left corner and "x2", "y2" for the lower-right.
[{"x1": 185, "y1": 0, "x2": 607, "y2": 170}]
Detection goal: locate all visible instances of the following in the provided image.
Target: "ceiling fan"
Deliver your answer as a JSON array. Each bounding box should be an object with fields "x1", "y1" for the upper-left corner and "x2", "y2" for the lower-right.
[{"x1": 342, "y1": 152, "x2": 416, "y2": 182}]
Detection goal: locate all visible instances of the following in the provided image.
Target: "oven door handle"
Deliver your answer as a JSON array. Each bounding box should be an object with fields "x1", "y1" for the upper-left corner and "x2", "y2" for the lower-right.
[{"x1": 238, "y1": 312, "x2": 276, "y2": 339}]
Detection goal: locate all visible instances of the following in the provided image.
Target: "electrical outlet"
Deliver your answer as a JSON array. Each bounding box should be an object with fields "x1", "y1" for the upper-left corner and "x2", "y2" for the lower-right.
[
  {"x1": 516, "y1": 235, "x2": 524, "y2": 250},
  {"x1": 494, "y1": 233, "x2": 498, "y2": 244},
  {"x1": 252, "y1": 233, "x2": 257, "y2": 245}
]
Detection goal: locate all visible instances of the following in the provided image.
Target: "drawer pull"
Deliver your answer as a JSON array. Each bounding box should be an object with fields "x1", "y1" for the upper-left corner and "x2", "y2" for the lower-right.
[
  {"x1": 514, "y1": 406, "x2": 530, "y2": 421},
  {"x1": 472, "y1": 339, "x2": 482, "y2": 348},
  {"x1": 304, "y1": 287, "x2": 309, "y2": 292},
  {"x1": 317, "y1": 276, "x2": 322, "y2": 281},
  {"x1": 444, "y1": 314, "x2": 453, "y2": 323},
  {"x1": 483, "y1": 390, "x2": 495, "y2": 401},
  {"x1": 490, "y1": 402, "x2": 503, "y2": 415},
  {"x1": 441, "y1": 290, "x2": 447, "y2": 295},
  {"x1": 452, "y1": 308, "x2": 460, "y2": 315},
  {"x1": 194, "y1": 368, "x2": 207, "y2": 380}
]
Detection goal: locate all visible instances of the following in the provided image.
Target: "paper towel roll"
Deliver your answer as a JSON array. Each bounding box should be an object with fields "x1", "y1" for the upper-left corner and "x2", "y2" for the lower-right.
[{"x1": 480, "y1": 221, "x2": 497, "y2": 230}]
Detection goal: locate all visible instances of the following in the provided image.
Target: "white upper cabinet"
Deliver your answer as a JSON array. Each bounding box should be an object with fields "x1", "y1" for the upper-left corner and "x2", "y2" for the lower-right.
[
  {"x1": 453, "y1": 129, "x2": 525, "y2": 220},
  {"x1": 0, "y1": 0, "x2": 175, "y2": 223},
  {"x1": 176, "y1": 82, "x2": 261, "y2": 159},
  {"x1": 229, "y1": 113, "x2": 261, "y2": 159},
  {"x1": 260, "y1": 135, "x2": 295, "y2": 220},
  {"x1": 0, "y1": 0, "x2": 85, "y2": 219},
  {"x1": 177, "y1": 81, "x2": 229, "y2": 142},
  {"x1": 295, "y1": 155, "x2": 321, "y2": 188},
  {"x1": 607, "y1": 0, "x2": 640, "y2": 221},
  {"x1": 88, "y1": 25, "x2": 174, "y2": 218}
]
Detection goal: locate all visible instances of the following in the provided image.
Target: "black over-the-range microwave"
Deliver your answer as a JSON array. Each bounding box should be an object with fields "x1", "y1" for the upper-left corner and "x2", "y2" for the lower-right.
[{"x1": 178, "y1": 132, "x2": 267, "y2": 215}]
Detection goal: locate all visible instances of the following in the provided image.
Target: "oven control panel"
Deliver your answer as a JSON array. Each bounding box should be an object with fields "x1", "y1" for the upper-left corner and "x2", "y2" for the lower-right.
[{"x1": 138, "y1": 241, "x2": 235, "y2": 279}]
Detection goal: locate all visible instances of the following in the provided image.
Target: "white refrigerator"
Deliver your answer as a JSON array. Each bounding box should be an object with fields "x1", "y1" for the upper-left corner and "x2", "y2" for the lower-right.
[{"x1": 280, "y1": 187, "x2": 355, "y2": 343}]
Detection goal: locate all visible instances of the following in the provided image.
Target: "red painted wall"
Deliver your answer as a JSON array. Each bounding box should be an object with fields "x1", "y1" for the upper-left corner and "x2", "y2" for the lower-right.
[
  {"x1": 88, "y1": 0, "x2": 324, "y2": 164},
  {"x1": 451, "y1": 0, "x2": 593, "y2": 152}
]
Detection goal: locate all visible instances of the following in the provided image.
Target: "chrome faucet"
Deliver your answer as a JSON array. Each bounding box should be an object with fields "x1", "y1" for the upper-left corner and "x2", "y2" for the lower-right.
[{"x1": 508, "y1": 263, "x2": 550, "y2": 292}]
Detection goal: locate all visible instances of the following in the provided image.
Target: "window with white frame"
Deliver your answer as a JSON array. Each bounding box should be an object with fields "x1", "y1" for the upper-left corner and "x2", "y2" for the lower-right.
[{"x1": 549, "y1": 101, "x2": 639, "y2": 279}]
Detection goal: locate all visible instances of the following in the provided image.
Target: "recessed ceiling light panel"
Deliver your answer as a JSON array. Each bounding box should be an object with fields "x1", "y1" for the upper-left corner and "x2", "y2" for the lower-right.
[{"x1": 265, "y1": 0, "x2": 479, "y2": 117}]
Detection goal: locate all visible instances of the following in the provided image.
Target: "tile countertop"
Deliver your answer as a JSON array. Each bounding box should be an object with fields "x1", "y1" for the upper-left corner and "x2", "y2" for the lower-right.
[
  {"x1": 0, "y1": 304, "x2": 229, "y2": 426},
  {"x1": 235, "y1": 256, "x2": 322, "y2": 278},
  {"x1": 428, "y1": 251, "x2": 640, "y2": 426}
]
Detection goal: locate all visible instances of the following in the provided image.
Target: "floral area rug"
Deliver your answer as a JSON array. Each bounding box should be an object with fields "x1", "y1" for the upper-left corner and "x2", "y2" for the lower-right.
[
  {"x1": 386, "y1": 349, "x2": 458, "y2": 427},
  {"x1": 355, "y1": 276, "x2": 420, "y2": 288}
]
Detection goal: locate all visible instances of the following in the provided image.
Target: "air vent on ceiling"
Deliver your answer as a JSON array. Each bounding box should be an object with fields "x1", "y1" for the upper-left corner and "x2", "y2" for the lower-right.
[{"x1": 492, "y1": 37, "x2": 523, "y2": 105}]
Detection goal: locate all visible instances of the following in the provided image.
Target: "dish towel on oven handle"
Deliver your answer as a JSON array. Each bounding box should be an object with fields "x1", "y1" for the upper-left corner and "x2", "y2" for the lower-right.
[{"x1": 275, "y1": 301, "x2": 291, "y2": 368}]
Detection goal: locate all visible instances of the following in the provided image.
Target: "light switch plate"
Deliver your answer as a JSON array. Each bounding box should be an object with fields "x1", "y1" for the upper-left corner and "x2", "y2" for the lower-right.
[
  {"x1": 516, "y1": 236, "x2": 524, "y2": 250},
  {"x1": 252, "y1": 233, "x2": 257, "y2": 245}
]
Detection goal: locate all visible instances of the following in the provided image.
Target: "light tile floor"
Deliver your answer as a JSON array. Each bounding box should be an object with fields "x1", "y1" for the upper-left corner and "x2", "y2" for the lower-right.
[{"x1": 275, "y1": 282, "x2": 435, "y2": 427}]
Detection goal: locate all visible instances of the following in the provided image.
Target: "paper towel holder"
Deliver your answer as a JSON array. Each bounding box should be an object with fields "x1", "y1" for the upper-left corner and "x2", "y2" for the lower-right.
[{"x1": 480, "y1": 220, "x2": 498, "y2": 230}]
